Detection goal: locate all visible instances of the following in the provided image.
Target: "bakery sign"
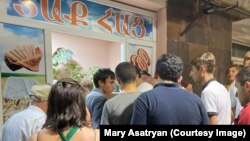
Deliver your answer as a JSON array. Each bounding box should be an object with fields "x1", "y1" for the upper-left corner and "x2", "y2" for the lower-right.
[{"x1": 7, "y1": 0, "x2": 153, "y2": 41}]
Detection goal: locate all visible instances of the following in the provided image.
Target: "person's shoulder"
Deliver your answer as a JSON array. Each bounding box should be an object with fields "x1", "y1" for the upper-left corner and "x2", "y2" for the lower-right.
[
  {"x1": 35, "y1": 128, "x2": 57, "y2": 141},
  {"x1": 4, "y1": 109, "x2": 29, "y2": 125},
  {"x1": 31, "y1": 128, "x2": 52, "y2": 139},
  {"x1": 87, "y1": 90, "x2": 105, "y2": 99},
  {"x1": 243, "y1": 103, "x2": 250, "y2": 111},
  {"x1": 79, "y1": 127, "x2": 96, "y2": 141},
  {"x1": 106, "y1": 93, "x2": 121, "y2": 103},
  {"x1": 211, "y1": 80, "x2": 228, "y2": 89},
  {"x1": 142, "y1": 82, "x2": 153, "y2": 88},
  {"x1": 106, "y1": 92, "x2": 138, "y2": 103},
  {"x1": 187, "y1": 92, "x2": 203, "y2": 101},
  {"x1": 136, "y1": 89, "x2": 155, "y2": 100},
  {"x1": 38, "y1": 128, "x2": 54, "y2": 135}
]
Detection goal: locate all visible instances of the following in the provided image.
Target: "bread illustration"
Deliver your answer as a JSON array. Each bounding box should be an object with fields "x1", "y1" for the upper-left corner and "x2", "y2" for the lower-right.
[
  {"x1": 137, "y1": 48, "x2": 150, "y2": 66},
  {"x1": 4, "y1": 45, "x2": 42, "y2": 72},
  {"x1": 130, "y1": 48, "x2": 151, "y2": 72}
]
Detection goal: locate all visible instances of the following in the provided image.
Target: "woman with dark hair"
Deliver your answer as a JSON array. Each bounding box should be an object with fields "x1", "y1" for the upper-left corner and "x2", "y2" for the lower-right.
[{"x1": 29, "y1": 78, "x2": 96, "y2": 141}]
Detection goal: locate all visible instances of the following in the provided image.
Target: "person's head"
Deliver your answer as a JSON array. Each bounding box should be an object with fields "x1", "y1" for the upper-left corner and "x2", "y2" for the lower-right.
[
  {"x1": 155, "y1": 53, "x2": 183, "y2": 83},
  {"x1": 235, "y1": 66, "x2": 250, "y2": 106},
  {"x1": 44, "y1": 78, "x2": 87, "y2": 131},
  {"x1": 93, "y1": 68, "x2": 115, "y2": 94},
  {"x1": 244, "y1": 51, "x2": 250, "y2": 67},
  {"x1": 29, "y1": 84, "x2": 51, "y2": 112},
  {"x1": 81, "y1": 79, "x2": 93, "y2": 94},
  {"x1": 141, "y1": 71, "x2": 156, "y2": 85},
  {"x1": 141, "y1": 70, "x2": 151, "y2": 81},
  {"x1": 190, "y1": 52, "x2": 216, "y2": 83},
  {"x1": 115, "y1": 62, "x2": 137, "y2": 89},
  {"x1": 226, "y1": 64, "x2": 240, "y2": 83}
]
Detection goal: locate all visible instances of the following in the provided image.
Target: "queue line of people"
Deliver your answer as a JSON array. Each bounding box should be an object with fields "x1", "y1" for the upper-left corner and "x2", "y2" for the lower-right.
[{"x1": 1, "y1": 51, "x2": 250, "y2": 141}]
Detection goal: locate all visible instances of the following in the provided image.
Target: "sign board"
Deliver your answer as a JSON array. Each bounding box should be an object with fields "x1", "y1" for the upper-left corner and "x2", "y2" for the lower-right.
[{"x1": 7, "y1": 0, "x2": 153, "y2": 41}]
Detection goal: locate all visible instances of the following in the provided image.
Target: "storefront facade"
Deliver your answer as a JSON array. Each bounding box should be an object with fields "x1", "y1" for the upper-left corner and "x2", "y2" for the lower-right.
[{"x1": 0, "y1": 0, "x2": 159, "y2": 131}]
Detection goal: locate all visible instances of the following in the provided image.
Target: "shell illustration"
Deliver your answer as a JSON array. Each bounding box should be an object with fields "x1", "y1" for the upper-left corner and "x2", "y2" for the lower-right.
[{"x1": 4, "y1": 45, "x2": 42, "y2": 72}]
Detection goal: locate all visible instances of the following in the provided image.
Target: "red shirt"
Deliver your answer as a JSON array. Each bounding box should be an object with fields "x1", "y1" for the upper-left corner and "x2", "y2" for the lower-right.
[{"x1": 235, "y1": 102, "x2": 250, "y2": 125}]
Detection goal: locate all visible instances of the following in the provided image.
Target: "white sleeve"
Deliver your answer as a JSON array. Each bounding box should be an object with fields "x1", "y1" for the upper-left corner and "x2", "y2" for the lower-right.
[
  {"x1": 229, "y1": 81, "x2": 237, "y2": 108},
  {"x1": 201, "y1": 90, "x2": 217, "y2": 114}
]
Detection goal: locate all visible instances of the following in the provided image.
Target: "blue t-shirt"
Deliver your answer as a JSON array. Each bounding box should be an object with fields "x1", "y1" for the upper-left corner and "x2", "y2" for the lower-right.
[
  {"x1": 131, "y1": 83, "x2": 209, "y2": 125},
  {"x1": 86, "y1": 88, "x2": 107, "y2": 128}
]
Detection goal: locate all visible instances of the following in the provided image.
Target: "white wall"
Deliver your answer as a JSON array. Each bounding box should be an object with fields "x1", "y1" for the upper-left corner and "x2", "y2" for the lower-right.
[
  {"x1": 109, "y1": 42, "x2": 123, "y2": 70},
  {"x1": 52, "y1": 32, "x2": 122, "y2": 71}
]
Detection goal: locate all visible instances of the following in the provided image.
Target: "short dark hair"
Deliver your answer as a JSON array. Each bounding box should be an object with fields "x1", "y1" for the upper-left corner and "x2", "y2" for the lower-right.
[
  {"x1": 93, "y1": 68, "x2": 115, "y2": 88},
  {"x1": 156, "y1": 53, "x2": 183, "y2": 82},
  {"x1": 226, "y1": 64, "x2": 241, "y2": 75},
  {"x1": 44, "y1": 78, "x2": 87, "y2": 131},
  {"x1": 135, "y1": 66, "x2": 151, "y2": 78},
  {"x1": 115, "y1": 62, "x2": 137, "y2": 84},
  {"x1": 135, "y1": 66, "x2": 142, "y2": 78},
  {"x1": 236, "y1": 66, "x2": 250, "y2": 86},
  {"x1": 141, "y1": 70, "x2": 151, "y2": 77}
]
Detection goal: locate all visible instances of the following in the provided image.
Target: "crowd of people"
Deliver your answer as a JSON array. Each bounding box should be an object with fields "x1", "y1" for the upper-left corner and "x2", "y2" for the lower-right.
[{"x1": 1, "y1": 51, "x2": 250, "y2": 141}]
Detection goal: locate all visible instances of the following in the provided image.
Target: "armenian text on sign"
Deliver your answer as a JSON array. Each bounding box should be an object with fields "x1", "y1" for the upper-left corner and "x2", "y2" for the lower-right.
[{"x1": 7, "y1": 0, "x2": 153, "y2": 41}]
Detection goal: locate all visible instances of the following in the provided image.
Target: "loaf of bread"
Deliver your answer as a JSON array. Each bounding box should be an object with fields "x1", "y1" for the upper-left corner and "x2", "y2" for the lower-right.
[{"x1": 4, "y1": 45, "x2": 42, "y2": 72}]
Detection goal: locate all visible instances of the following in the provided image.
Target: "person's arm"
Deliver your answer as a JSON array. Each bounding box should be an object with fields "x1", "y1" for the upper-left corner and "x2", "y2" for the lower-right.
[
  {"x1": 86, "y1": 107, "x2": 92, "y2": 128},
  {"x1": 209, "y1": 115, "x2": 218, "y2": 125},
  {"x1": 91, "y1": 96, "x2": 107, "y2": 128},
  {"x1": 231, "y1": 107, "x2": 236, "y2": 123},
  {"x1": 229, "y1": 81, "x2": 237, "y2": 119},
  {"x1": 186, "y1": 83, "x2": 193, "y2": 92},
  {"x1": 201, "y1": 91, "x2": 218, "y2": 124}
]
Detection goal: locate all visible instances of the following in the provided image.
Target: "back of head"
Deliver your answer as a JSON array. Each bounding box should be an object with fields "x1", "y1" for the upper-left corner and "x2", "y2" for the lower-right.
[
  {"x1": 135, "y1": 66, "x2": 151, "y2": 79},
  {"x1": 236, "y1": 66, "x2": 250, "y2": 86},
  {"x1": 93, "y1": 68, "x2": 115, "y2": 88},
  {"x1": 81, "y1": 79, "x2": 93, "y2": 92},
  {"x1": 115, "y1": 62, "x2": 137, "y2": 84},
  {"x1": 191, "y1": 52, "x2": 216, "y2": 73},
  {"x1": 44, "y1": 78, "x2": 87, "y2": 131},
  {"x1": 29, "y1": 84, "x2": 51, "y2": 103},
  {"x1": 244, "y1": 51, "x2": 250, "y2": 58},
  {"x1": 156, "y1": 53, "x2": 183, "y2": 82}
]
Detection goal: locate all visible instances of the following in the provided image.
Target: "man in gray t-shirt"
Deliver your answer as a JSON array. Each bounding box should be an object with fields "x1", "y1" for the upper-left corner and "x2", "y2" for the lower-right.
[{"x1": 101, "y1": 62, "x2": 140, "y2": 125}]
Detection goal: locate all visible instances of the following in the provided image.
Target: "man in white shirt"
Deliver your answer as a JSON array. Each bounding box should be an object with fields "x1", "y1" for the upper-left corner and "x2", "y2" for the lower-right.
[
  {"x1": 2, "y1": 84, "x2": 51, "y2": 141},
  {"x1": 190, "y1": 52, "x2": 231, "y2": 124},
  {"x1": 230, "y1": 51, "x2": 250, "y2": 121}
]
